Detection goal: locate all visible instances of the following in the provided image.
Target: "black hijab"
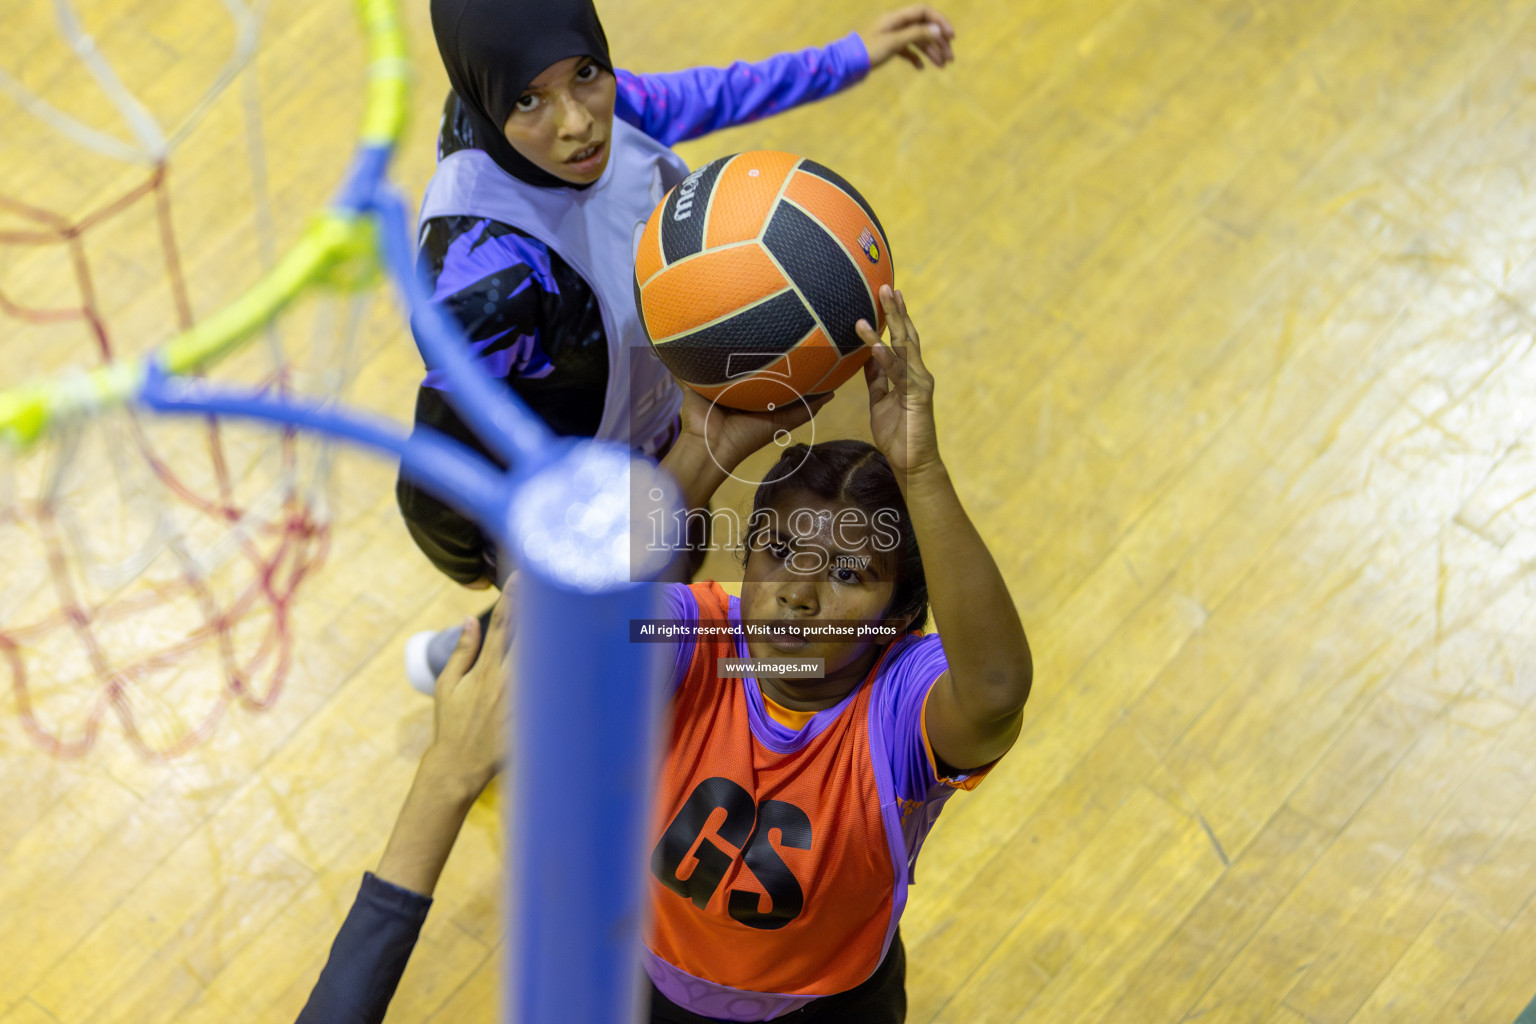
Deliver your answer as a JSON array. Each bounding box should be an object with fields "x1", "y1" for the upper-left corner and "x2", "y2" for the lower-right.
[{"x1": 431, "y1": 0, "x2": 612, "y2": 189}]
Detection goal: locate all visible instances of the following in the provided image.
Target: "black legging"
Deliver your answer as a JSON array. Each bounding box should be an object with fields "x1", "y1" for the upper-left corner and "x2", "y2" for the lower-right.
[{"x1": 648, "y1": 933, "x2": 906, "y2": 1024}]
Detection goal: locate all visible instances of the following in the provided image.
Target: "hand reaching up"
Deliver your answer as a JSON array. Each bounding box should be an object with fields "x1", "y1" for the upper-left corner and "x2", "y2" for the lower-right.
[
  {"x1": 424, "y1": 579, "x2": 515, "y2": 797},
  {"x1": 856, "y1": 285, "x2": 941, "y2": 479}
]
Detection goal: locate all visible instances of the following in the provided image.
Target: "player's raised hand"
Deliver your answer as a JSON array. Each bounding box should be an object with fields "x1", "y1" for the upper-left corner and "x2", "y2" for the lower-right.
[
  {"x1": 860, "y1": 5, "x2": 956, "y2": 71},
  {"x1": 677, "y1": 386, "x2": 833, "y2": 474},
  {"x1": 856, "y1": 286, "x2": 940, "y2": 478}
]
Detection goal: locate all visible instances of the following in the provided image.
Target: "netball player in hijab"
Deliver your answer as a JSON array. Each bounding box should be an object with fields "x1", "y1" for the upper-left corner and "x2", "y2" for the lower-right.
[{"x1": 399, "y1": 0, "x2": 957, "y2": 689}]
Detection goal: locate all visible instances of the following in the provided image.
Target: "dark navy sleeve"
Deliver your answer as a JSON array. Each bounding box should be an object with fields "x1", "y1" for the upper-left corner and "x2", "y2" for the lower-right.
[
  {"x1": 613, "y1": 33, "x2": 870, "y2": 146},
  {"x1": 294, "y1": 872, "x2": 433, "y2": 1024}
]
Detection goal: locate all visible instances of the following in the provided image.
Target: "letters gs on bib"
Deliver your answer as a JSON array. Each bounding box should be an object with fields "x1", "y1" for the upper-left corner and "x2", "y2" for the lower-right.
[
  {"x1": 652, "y1": 777, "x2": 812, "y2": 929},
  {"x1": 634, "y1": 151, "x2": 895, "y2": 412}
]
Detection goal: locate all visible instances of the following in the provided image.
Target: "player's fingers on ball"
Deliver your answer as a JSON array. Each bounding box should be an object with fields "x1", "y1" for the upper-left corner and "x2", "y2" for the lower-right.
[
  {"x1": 894, "y1": 297, "x2": 928, "y2": 371},
  {"x1": 884, "y1": 330, "x2": 915, "y2": 379},
  {"x1": 878, "y1": 288, "x2": 907, "y2": 345},
  {"x1": 868, "y1": 334, "x2": 899, "y2": 370},
  {"x1": 865, "y1": 370, "x2": 890, "y2": 405},
  {"x1": 864, "y1": 354, "x2": 891, "y2": 397},
  {"x1": 880, "y1": 334, "x2": 909, "y2": 387},
  {"x1": 855, "y1": 317, "x2": 881, "y2": 345},
  {"x1": 893, "y1": 287, "x2": 917, "y2": 338}
]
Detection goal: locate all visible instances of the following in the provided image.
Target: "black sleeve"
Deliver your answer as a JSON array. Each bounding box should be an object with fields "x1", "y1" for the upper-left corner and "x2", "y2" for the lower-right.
[
  {"x1": 394, "y1": 209, "x2": 532, "y2": 587},
  {"x1": 397, "y1": 385, "x2": 505, "y2": 586},
  {"x1": 295, "y1": 872, "x2": 433, "y2": 1024},
  {"x1": 395, "y1": 205, "x2": 610, "y2": 585}
]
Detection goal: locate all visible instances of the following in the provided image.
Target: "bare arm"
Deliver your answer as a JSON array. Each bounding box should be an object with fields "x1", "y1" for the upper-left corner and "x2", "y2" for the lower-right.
[
  {"x1": 295, "y1": 587, "x2": 513, "y2": 1023},
  {"x1": 857, "y1": 287, "x2": 1031, "y2": 770},
  {"x1": 376, "y1": 587, "x2": 513, "y2": 895},
  {"x1": 659, "y1": 388, "x2": 833, "y2": 513}
]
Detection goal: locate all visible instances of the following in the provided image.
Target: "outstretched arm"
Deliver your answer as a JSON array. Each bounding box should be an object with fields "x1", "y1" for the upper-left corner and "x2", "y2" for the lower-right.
[
  {"x1": 615, "y1": 6, "x2": 955, "y2": 146},
  {"x1": 374, "y1": 591, "x2": 512, "y2": 894},
  {"x1": 857, "y1": 287, "x2": 1031, "y2": 771},
  {"x1": 295, "y1": 589, "x2": 513, "y2": 1024}
]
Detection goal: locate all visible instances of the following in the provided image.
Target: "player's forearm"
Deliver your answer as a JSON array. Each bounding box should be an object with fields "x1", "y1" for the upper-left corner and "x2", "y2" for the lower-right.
[
  {"x1": 614, "y1": 36, "x2": 868, "y2": 147},
  {"x1": 374, "y1": 751, "x2": 482, "y2": 897},
  {"x1": 902, "y1": 460, "x2": 1032, "y2": 719},
  {"x1": 659, "y1": 434, "x2": 729, "y2": 512}
]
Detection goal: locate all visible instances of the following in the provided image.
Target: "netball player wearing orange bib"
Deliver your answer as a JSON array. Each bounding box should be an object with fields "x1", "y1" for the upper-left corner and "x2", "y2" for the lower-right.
[
  {"x1": 644, "y1": 285, "x2": 1032, "y2": 1022},
  {"x1": 291, "y1": 288, "x2": 1025, "y2": 1023}
]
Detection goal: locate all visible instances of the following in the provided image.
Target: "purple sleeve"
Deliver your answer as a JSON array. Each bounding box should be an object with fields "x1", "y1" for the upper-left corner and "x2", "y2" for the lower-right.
[
  {"x1": 874, "y1": 633, "x2": 987, "y2": 804},
  {"x1": 417, "y1": 218, "x2": 557, "y2": 389},
  {"x1": 874, "y1": 633, "x2": 1002, "y2": 878},
  {"x1": 658, "y1": 583, "x2": 699, "y2": 695},
  {"x1": 878, "y1": 634, "x2": 947, "y2": 804},
  {"x1": 613, "y1": 33, "x2": 870, "y2": 147}
]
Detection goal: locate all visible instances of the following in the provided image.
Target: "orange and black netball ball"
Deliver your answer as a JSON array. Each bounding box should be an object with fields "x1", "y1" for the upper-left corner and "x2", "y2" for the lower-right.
[{"x1": 635, "y1": 150, "x2": 893, "y2": 412}]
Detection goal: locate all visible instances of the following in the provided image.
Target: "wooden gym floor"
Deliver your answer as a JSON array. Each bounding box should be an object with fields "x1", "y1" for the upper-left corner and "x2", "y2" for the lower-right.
[{"x1": 3, "y1": 0, "x2": 1536, "y2": 1021}]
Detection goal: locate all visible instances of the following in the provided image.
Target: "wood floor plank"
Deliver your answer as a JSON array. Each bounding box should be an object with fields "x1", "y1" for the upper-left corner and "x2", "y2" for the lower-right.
[{"x1": 1442, "y1": 890, "x2": 1536, "y2": 1024}]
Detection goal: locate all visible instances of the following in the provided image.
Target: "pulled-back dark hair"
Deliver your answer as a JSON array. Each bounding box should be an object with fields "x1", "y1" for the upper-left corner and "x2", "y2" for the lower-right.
[{"x1": 743, "y1": 440, "x2": 928, "y2": 632}]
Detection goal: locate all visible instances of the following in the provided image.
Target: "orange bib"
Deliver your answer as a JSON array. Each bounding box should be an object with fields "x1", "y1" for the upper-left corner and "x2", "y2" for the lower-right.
[{"x1": 647, "y1": 582, "x2": 899, "y2": 997}]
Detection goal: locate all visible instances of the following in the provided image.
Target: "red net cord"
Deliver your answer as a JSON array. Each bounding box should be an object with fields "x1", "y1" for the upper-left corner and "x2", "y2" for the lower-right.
[{"x1": 1, "y1": 164, "x2": 332, "y2": 759}]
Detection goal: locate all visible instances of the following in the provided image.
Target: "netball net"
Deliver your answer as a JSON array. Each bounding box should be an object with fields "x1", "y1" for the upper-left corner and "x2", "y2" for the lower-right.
[{"x1": 0, "y1": 0, "x2": 394, "y2": 757}]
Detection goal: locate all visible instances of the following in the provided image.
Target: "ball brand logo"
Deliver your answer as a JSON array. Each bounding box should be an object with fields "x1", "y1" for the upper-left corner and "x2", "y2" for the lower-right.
[
  {"x1": 673, "y1": 172, "x2": 703, "y2": 221},
  {"x1": 857, "y1": 227, "x2": 881, "y2": 264}
]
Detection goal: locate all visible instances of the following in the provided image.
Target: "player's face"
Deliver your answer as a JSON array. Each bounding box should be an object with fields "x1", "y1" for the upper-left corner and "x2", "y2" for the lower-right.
[
  {"x1": 740, "y1": 492, "x2": 908, "y2": 691},
  {"x1": 501, "y1": 56, "x2": 616, "y2": 185}
]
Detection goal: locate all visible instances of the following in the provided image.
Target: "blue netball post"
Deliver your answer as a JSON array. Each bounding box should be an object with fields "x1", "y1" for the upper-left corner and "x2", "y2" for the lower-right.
[
  {"x1": 378, "y1": 187, "x2": 683, "y2": 1024},
  {"x1": 143, "y1": 143, "x2": 685, "y2": 1024},
  {"x1": 503, "y1": 444, "x2": 676, "y2": 1023}
]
